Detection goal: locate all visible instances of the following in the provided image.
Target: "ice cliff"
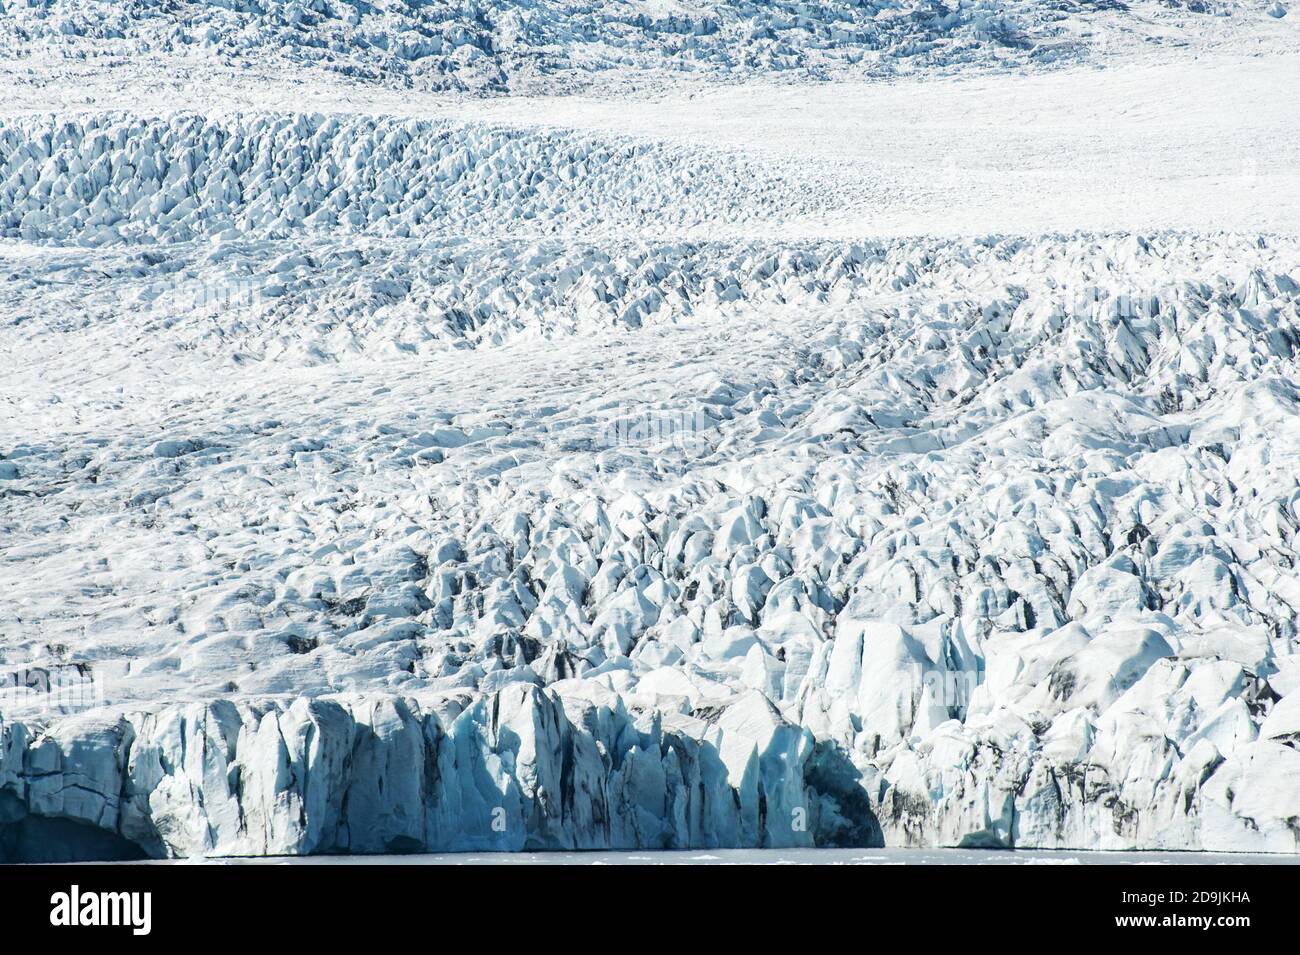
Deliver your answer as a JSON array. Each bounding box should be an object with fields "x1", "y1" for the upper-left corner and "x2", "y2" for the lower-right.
[{"x1": 1, "y1": 687, "x2": 879, "y2": 860}]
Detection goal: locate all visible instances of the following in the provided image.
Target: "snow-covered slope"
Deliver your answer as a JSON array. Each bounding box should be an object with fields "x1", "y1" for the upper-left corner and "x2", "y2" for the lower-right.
[{"x1": 2, "y1": 4, "x2": 1299, "y2": 861}]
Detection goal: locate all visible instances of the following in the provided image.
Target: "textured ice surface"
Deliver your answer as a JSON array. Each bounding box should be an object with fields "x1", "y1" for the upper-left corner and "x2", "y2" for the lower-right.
[
  {"x1": 0, "y1": 0, "x2": 1252, "y2": 94},
  {"x1": 2, "y1": 4, "x2": 1300, "y2": 860},
  {"x1": 0, "y1": 113, "x2": 842, "y2": 245}
]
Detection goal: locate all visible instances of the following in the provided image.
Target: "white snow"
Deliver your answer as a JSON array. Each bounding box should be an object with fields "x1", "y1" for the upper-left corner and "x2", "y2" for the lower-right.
[{"x1": 1, "y1": 0, "x2": 1299, "y2": 860}]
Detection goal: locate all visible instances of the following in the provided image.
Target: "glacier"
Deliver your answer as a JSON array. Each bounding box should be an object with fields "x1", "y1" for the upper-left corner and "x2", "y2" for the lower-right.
[
  {"x1": 1, "y1": 1, "x2": 1299, "y2": 861},
  {"x1": 0, "y1": 0, "x2": 1160, "y2": 95}
]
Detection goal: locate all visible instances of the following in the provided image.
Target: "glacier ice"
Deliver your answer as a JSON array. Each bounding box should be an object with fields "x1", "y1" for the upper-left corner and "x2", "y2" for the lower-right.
[
  {"x1": 5, "y1": 219, "x2": 1299, "y2": 856},
  {"x1": 0, "y1": 0, "x2": 1166, "y2": 95},
  {"x1": 2, "y1": 4, "x2": 1300, "y2": 862}
]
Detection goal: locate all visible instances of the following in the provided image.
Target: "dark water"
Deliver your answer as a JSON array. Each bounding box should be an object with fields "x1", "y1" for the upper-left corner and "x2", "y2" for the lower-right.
[{"x1": 164, "y1": 847, "x2": 1300, "y2": 866}]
